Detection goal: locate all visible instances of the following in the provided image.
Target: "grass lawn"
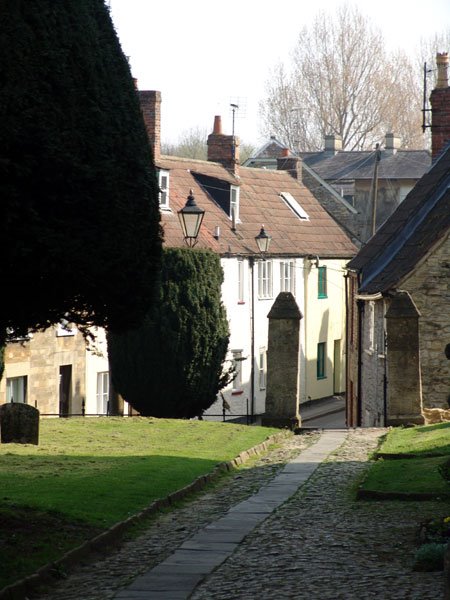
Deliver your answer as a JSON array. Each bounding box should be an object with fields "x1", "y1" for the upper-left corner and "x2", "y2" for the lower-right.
[
  {"x1": 376, "y1": 422, "x2": 450, "y2": 458},
  {"x1": 0, "y1": 417, "x2": 280, "y2": 589},
  {"x1": 359, "y1": 422, "x2": 450, "y2": 498}
]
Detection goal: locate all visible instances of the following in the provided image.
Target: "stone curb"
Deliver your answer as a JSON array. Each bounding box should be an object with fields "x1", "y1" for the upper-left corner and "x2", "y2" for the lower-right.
[
  {"x1": 357, "y1": 489, "x2": 450, "y2": 501},
  {"x1": 0, "y1": 430, "x2": 291, "y2": 600}
]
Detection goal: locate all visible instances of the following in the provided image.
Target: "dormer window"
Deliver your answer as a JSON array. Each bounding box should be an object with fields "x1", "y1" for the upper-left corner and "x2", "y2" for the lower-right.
[
  {"x1": 158, "y1": 170, "x2": 170, "y2": 209},
  {"x1": 230, "y1": 185, "x2": 239, "y2": 222}
]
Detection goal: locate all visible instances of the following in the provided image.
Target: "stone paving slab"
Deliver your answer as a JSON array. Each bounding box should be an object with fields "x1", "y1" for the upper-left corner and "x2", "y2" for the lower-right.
[{"x1": 113, "y1": 431, "x2": 347, "y2": 599}]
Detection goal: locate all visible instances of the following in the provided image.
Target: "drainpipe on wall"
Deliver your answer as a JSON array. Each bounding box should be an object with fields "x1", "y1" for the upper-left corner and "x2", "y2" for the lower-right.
[
  {"x1": 249, "y1": 256, "x2": 255, "y2": 423},
  {"x1": 344, "y1": 271, "x2": 349, "y2": 426},
  {"x1": 357, "y1": 298, "x2": 364, "y2": 427}
]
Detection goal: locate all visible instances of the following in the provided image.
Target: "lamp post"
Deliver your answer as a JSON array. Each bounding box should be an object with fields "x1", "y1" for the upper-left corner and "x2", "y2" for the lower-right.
[
  {"x1": 255, "y1": 224, "x2": 272, "y2": 256},
  {"x1": 177, "y1": 189, "x2": 205, "y2": 247},
  {"x1": 250, "y1": 225, "x2": 272, "y2": 423}
]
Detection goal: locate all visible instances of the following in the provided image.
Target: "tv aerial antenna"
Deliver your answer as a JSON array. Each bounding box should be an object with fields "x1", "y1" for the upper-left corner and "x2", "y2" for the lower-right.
[
  {"x1": 422, "y1": 62, "x2": 435, "y2": 132},
  {"x1": 229, "y1": 97, "x2": 247, "y2": 137}
]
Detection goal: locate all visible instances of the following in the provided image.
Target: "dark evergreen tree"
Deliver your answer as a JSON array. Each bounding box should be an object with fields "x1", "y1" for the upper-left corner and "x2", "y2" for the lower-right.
[
  {"x1": 108, "y1": 248, "x2": 231, "y2": 418},
  {"x1": 0, "y1": 0, "x2": 161, "y2": 347}
]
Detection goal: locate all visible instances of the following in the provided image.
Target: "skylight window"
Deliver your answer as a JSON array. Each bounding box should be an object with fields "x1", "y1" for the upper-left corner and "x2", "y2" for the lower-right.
[{"x1": 279, "y1": 192, "x2": 309, "y2": 221}]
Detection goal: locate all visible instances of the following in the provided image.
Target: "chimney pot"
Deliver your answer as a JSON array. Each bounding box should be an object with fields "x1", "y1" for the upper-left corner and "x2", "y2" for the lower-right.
[
  {"x1": 213, "y1": 115, "x2": 223, "y2": 135},
  {"x1": 436, "y1": 52, "x2": 449, "y2": 89}
]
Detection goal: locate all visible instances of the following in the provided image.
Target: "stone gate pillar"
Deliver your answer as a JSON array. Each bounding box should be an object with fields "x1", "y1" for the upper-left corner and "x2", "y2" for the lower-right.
[
  {"x1": 385, "y1": 291, "x2": 425, "y2": 426},
  {"x1": 262, "y1": 292, "x2": 303, "y2": 429}
]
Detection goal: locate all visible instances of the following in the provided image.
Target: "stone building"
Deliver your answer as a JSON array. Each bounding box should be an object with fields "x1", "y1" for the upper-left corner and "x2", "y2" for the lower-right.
[
  {"x1": 0, "y1": 325, "x2": 110, "y2": 416},
  {"x1": 345, "y1": 52, "x2": 450, "y2": 427}
]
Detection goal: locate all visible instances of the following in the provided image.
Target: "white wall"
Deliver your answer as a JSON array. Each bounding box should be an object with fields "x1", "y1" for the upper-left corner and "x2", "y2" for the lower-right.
[
  {"x1": 84, "y1": 327, "x2": 110, "y2": 415},
  {"x1": 204, "y1": 256, "x2": 306, "y2": 420}
]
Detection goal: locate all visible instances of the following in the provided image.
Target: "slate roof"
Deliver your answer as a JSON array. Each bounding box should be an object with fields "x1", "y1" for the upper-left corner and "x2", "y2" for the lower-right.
[
  {"x1": 299, "y1": 149, "x2": 431, "y2": 181},
  {"x1": 346, "y1": 143, "x2": 450, "y2": 293},
  {"x1": 157, "y1": 156, "x2": 357, "y2": 258}
]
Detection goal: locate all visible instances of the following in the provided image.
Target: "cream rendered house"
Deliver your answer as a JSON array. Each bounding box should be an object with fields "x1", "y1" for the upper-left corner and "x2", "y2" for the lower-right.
[{"x1": 140, "y1": 90, "x2": 356, "y2": 421}]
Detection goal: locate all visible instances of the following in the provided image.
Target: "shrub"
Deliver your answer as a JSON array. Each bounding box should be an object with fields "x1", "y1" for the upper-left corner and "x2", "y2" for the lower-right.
[
  {"x1": 108, "y1": 248, "x2": 230, "y2": 418},
  {"x1": 413, "y1": 543, "x2": 446, "y2": 571}
]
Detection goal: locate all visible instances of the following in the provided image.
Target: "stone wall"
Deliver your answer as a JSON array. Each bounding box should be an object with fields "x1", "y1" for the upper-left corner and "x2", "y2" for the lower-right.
[{"x1": 402, "y1": 233, "x2": 450, "y2": 409}]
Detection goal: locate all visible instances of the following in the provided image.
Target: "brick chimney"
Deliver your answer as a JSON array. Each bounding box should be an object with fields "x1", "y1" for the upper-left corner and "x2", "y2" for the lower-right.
[
  {"x1": 207, "y1": 116, "x2": 240, "y2": 176},
  {"x1": 430, "y1": 52, "x2": 450, "y2": 161},
  {"x1": 384, "y1": 132, "x2": 401, "y2": 154},
  {"x1": 138, "y1": 90, "x2": 161, "y2": 161},
  {"x1": 324, "y1": 134, "x2": 342, "y2": 153},
  {"x1": 276, "y1": 148, "x2": 302, "y2": 182}
]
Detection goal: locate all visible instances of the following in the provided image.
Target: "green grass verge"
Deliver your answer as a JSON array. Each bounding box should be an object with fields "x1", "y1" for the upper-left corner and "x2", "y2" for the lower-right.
[
  {"x1": 376, "y1": 422, "x2": 450, "y2": 458},
  {"x1": 359, "y1": 456, "x2": 450, "y2": 497},
  {"x1": 0, "y1": 417, "x2": 280, "y2": 589},
  {"x1": 359, "y1": 422, "x2": 450, "y2": 499}
]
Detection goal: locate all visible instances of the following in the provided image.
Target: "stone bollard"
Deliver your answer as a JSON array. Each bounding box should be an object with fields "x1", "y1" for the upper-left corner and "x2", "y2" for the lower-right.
[
  {"x1": 261, "y1": 292, "x2": 303, "y2": 429},
  {"x1": 0, "y1": 403, "x2": 39, "y2": 445}
]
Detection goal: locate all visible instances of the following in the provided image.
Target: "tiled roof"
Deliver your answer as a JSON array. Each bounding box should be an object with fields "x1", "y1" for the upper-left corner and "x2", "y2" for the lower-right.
[
  {"x1": 299, "y1": 149, "x2": 431, "y2": 181},
  {"x1": 157, "y1": 156, "x2": 357, "y2": 258},
  {"x1": 347, "y1": 143, "x2": 450, "y2": 293}
]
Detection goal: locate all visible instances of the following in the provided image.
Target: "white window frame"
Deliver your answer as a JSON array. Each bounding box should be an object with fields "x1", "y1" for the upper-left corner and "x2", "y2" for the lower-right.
[
  {"x1": 258, "y1": 260, "x2": 273, "y2": 299},
  {"x1": 259, "y1": 348, "x2": 267, "y2": 390},
  {"x1": 6, "y1": 376, "x2": 27, "y2": 403},
  {"x1": 238, "y1": 259, "x2": 244, "y2": 303},
  {"x1": 230, "y1": 185, "x2": 239, "y2": 222},
  {"x1": 96, "y1": 371, "x2": 109, "y2": 415},
  {"x1": 279, "y1": 192, "x2": 309, "y2": 220},
  {"x1": 158, "y1": 170, "x2": 170, "y2": 209},
  {"x1": 280, "y1": 261, "x2": 295, "y2": 294}
]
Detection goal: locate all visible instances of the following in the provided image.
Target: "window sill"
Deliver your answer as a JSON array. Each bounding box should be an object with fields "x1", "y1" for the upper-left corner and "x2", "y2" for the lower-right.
[
  {"x1": 318, "y1": 295, "x2": 328, "y2": 299},
  {"x1": 231, "y1": 389, "x2": 244, "y2": 396},
  {"x1": 317, "y1": 376, "x2": 327, "y2": 380},
  {"x1": 237, "y1": 301, "x2": 245, "y2": 305}
]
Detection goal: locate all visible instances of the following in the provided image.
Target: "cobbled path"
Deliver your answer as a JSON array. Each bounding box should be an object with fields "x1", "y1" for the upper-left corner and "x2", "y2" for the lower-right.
[
  {"x1": 32, "y1": 428, "x2": 448, "y2": 599},
  {"x1": 32, "y1": 431, "x2": 320, "y2": 599},
  {"x1": 191, "y1": 428, "x2": 447, "y2": 600}
]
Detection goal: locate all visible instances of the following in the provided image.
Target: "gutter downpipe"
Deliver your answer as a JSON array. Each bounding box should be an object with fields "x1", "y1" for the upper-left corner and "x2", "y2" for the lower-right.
[
  {"x1": 249, "y1": 256, "x2": 255, "y2": 424},
  {"x1": 357, "y1": 297, "x2": 363, "y2": 427},
  {"x1": 344, "y1": 271, "x2": 349, "y2": 427}
]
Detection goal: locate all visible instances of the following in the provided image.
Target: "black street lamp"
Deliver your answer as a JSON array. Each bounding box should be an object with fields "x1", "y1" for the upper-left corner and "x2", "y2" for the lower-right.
[
  {"x1": 255, "y1": 224, "x2": 272, "y2": 255},
  {"x1": 177, "y1": 189, "x2": 205, "y2": 247}
]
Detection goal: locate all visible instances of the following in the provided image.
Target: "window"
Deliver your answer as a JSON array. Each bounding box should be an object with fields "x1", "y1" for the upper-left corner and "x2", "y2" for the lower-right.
[
  {"x1": 280, "y1": 261, "x2": 295, "y2": 294},
  {"x1": 238, "y1": 260, "x2": 244, "y2": 303},
  {"x1": 258, "y1": 260, "x2": 273, "y2": 299},
  {"x1": 259, "y1": 348, "x2": 267, "y2": 390},
  {"x1": 317, "y1": 342, "x2": 326, "y2": 379},
  {"x1": 6, "y1": 376, "x2": 27, "y2": 403},
  {"x1": 231, "y1": 350, "x2": 243, "y2": 392},
  {"x1": 279, "y1": 192, "x2": 309, "y2": 220},
  {"x1": 230, "y1": 185, "x2": 239, "y2": 222},
  {"x1": 158, "y1": 170, "x2": 170, "y2": 208},
  {"x1": 318, "y1": 266, "x2": 327, "y2": 298},
  {"x1": 96, "y1": 372, "x2": 109, "y2": 415}
]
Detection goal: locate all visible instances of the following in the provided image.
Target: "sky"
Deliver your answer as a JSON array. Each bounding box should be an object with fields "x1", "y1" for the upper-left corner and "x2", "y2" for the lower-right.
[{"x1": 108, "y1": 0, "x2": 450, "y2": 148}]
